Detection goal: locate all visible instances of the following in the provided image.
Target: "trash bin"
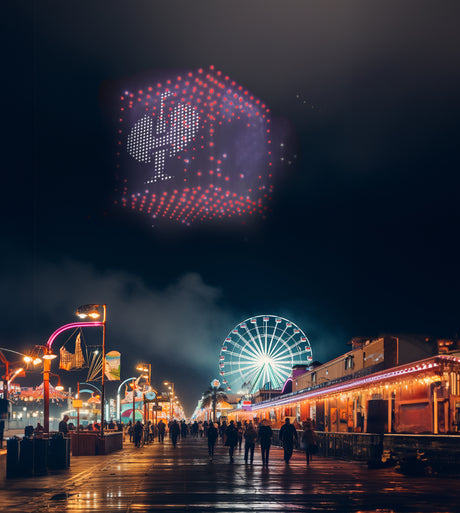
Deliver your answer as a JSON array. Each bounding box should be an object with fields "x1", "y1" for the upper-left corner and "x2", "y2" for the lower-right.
[
  {"x1": 24, "y1": 425, "x2": 34, "y2": 438},
  {"x1": 33, "y1": 437, "x2": 48, "y2": 475},
  {"x1": 48, "y1": 435, "x2": 70, "y2": 469},
  {"x1": 19, "y1": 437, "x2": 35, "y2": 476},
  {"x1": 6, "y1": 438, "x2": 20, "y2": 478}
]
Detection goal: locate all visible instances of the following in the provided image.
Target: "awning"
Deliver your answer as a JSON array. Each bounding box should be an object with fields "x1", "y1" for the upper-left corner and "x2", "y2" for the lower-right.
[
  {"x1": 121, "y1": 408, "x2": 144, "y2": 419},
  {"x1": 217, "y1": 401, "x2": 233, "y2": 410}
]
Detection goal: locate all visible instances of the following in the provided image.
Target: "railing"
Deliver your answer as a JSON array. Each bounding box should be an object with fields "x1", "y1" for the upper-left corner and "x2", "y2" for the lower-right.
[{"x1": 273, "y1": 430, "x2": 460, "y2": 464}]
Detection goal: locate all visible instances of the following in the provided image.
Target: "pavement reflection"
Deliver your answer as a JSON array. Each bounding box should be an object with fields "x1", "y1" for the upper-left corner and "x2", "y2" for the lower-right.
[{"x1": 1, "y1": 437, "x2": 458, "y2": 512}]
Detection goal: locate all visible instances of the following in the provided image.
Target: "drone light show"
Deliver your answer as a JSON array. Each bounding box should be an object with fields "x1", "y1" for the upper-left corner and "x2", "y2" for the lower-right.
[{"x1": 114, "y1": 65, "x2": 294, "y2": 225}]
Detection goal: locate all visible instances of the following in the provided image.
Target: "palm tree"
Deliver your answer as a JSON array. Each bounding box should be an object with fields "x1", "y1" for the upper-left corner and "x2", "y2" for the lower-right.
[{"x1": 200, "y1": 385, "x2": 228, "y2": 422}]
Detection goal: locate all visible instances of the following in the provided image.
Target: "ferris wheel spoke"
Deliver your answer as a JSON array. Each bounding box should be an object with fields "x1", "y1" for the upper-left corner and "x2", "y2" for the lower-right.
[
  {"x1": 229, "y1": 359, "x2": 262, "y2": 371},
  {"x1": 264, "y1": 319, "x2": 269, "y2": 355},
  {"x1": 267, "y1": 364, "x2": 282, "y2": 388},
  {"x1": 267, "y1": 324, "x2": 287, "y2": 357},
  {"x1": 251, "y1": 320, "x2": 264, "y2": 356},
  {"x1": 250, "y1": 365, "x2": 266, "y2": 393},
  {"x1": 250, "y1": 322, "x2": 268, "y2": 359},
  {"x1": 271, "y1": 363, "x2": 290, "y2": 383},
  {"x1": 240, "y1": 327, "x2": 265, "y2": 359},
  {"x1": 232, "y1": 335, "x2": 263, "y2": 360},
  {"x1": 270, "y1": 333, "x2": 297, "y2": 360}
]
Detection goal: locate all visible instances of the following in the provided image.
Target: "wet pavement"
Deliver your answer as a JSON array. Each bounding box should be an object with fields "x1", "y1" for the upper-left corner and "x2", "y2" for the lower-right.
[{"x1": 0, "y1": 436, "x2": 458, "y2": 512}]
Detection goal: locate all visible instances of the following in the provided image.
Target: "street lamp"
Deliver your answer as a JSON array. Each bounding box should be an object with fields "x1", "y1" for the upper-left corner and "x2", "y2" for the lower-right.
[
  {"x1": 136, "y1": 364, "x2": 151, "y2": 386},
  {"x1": 75, "y1": 304, "x2": 107, "y2": 436},
  {"x1": 22, "y1": 345, "x2": 58, "y2": 433},
  {"x1": 1, "y1": 348, "x2": 29, "y2": 402},
  {"x1": 42, "y1": 305, "x2": 105, "y2": 434},
  {"x1": 164, "y1": 381, "x2": 175, "y2": 420},
  {"x1": 117, "y1": 377, "x2": 136, "y2": 423}
]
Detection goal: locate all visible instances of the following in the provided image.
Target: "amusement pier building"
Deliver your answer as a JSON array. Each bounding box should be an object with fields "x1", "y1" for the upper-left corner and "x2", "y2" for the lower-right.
[{"x1": 230, "y1": 334, "x2": 460, "y2": 435}]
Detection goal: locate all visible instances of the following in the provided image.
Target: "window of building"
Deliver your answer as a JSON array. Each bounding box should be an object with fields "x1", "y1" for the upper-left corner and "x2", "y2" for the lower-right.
[{"x1": 345, "y1": 355, "x2": 354, "y2": 370}]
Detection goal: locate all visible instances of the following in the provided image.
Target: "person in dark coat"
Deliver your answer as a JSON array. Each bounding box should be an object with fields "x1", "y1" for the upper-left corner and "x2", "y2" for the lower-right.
[
  {"x1": 180, "y1": 420, "x2": 188, "y2": 439},
  {"x1": 279, "y1": 418, "x2": 297, "y2": 463},
  {"x1": 243, "y1": 422, "x2": 257, "y2": 464},
  {"x1": 301, "y1": 421, "x2": 318, "y2": 465},
  {"x1": 224, "y1": 420, "x2": 238, "y2": 463},
  {"x1": 133, "y1": 420, "x2": 143, "y2": 447},
  {"x1": 58, "y1": 415, "x2": 69, "y2": 435},
  {"x1": 257, "y1": 419, "x2": 273, "y2": 466},
  {"x1": 207, "y1": 422, "x2": 218, "y2": 461},
  {"x1": 157, "y1": 419, "x2": 166, "y2": 442},
  {"x1": 236, "y1": 421, "x2": 244, "y2": 450},
  {"x1": 170, "y1": 419, "x2": 180, "y2": 447}
]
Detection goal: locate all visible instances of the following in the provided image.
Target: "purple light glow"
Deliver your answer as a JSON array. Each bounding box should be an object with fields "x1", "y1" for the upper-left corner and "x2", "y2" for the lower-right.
[{"x1": 46, "y1": 321, "x2": 104, "y2": 349}]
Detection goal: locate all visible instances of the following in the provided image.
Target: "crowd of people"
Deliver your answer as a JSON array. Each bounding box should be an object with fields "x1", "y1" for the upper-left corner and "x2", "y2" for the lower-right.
[
  {"x1": 121, "y1": 416, "x2": 318, "y2": 466},
  {"x1": 43, "y1": 414, "x2": 317, "y2": 466}
]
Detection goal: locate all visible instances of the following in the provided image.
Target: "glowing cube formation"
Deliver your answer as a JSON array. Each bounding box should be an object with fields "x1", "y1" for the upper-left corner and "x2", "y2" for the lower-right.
[{"x1": 115, "y1": 65, "x2": 294, "y2": 225}]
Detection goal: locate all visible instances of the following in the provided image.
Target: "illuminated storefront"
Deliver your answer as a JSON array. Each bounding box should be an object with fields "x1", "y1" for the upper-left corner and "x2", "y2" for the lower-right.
[{"x1": 228, "y1": 335, "x2": 460, "y2": 434}]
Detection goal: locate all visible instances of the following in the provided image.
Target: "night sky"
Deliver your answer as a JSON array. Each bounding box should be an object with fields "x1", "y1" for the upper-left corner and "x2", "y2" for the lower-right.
[{"x1": 2, "y1": 1, "x2": 460, "y2": 414}]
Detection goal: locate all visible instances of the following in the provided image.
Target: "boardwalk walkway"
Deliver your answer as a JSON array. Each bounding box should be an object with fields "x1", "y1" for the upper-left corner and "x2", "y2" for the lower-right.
[{"x1": 0, "y1": 436, "x2": 458, "y2": 512}]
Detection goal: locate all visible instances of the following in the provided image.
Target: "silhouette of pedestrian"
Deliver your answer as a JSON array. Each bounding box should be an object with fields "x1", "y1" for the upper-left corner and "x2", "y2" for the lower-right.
[
  {"x1": 170, "y1": 419, "x2": 180, "y2": 448},
  {"x1": 224, "y1": 420, "x2": 238, "y2": 462},
  {"x1": 257, "y1": 419, "x2": 273, "y2": 466},
  {"x1": 157, "y1": 419, "x2": 166, "y2": 442},
  {"x1": 58, "y1": 414, "x2": 69, "y2": 435},
  {"x1": 301, "y1": 421, "x2": 317, "y2": 465},
  {"x1": 243, "y1": 422, "x2": 257, "y2": 464},
  {"x1": 207, "y1": 421, "x2": 218, "y2": 461},
  {"x1": 180, "y1": 420, "x2": 188, "y2": 439},
  {"x1": 279, "y1": 418, "x2": 297, "y2": 463},
  {"x1": 134, "y1": 420, "x2": 143, "y2": 447},
  {"x1": 236, "y1": 421, "x2": 243, "y2": 450}
]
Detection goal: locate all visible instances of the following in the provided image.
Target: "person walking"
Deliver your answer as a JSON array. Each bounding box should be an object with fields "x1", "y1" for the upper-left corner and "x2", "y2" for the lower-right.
[
  {"x1": 170, "y1": 419, "x2": 180, "y2": 447},
  {"x1": 279, "y1": 417, "x2": 297, "y2": 463},
  {"x1": 58, "y1": 414, "x2": 69, "y2": 435},
  {"x1": 180, "y1": 420, "x2": 188, "y2": 440},
  {"x1": 207, "y1": 421, "x2": 218, "y2": 461},
  {"x1": 157, "y1": 419, "x2": 166, "y2": 443},
  {"x1": 301, "y1": 420, "x2": 318, "y2": 465},
  {"x1": 257, "y1": 419, "x2": 273, "y2": 466},
  {"x1": 236, "y1": 421, "x2": 244, "y2": 450},
  {"x1": 133, "y1": 420, "x2": 144, "y2": 447},
  {"x1": 243, "y1": 422, "x2": 257, "y2": 464},
  {"x1": 223, "y1": 420, "x2": 238, "y2": 463}
]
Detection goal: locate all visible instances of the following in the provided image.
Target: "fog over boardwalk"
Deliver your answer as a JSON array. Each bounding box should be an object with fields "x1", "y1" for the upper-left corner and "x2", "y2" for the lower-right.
[{"x1": 1, "y1": 437, "x2": 458, "y2": 513}]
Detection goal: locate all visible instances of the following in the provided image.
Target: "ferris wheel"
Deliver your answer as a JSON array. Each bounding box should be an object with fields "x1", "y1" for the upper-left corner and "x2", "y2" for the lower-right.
[{"x1": 219, "y1": 315, "x2": 313, "y2": 394}]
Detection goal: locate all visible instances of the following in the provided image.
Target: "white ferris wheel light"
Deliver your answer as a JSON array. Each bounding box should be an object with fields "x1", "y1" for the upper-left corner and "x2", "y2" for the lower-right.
[{"x1": 218, "y1": 315, "x2": 313, "y2": 395}]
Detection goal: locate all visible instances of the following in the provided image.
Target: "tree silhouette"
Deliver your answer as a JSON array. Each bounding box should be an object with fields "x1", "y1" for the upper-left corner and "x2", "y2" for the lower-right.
[{"x1": 200, "y1": 386, "x2": 228, "y2": 422}]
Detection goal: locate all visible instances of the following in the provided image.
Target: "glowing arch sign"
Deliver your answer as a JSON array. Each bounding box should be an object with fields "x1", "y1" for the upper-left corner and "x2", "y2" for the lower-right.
[{"x1": 114, "y1": 65, "x2": 294, "y2": 225}]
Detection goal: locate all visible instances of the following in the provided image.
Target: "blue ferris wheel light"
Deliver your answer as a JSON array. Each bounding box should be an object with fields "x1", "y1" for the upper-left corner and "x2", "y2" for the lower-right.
[{"x1": 219, "y1": 315, "x2": 312, "y2": 394}]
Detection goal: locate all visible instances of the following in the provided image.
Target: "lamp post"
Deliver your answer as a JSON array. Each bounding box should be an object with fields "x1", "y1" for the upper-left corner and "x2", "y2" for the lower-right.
[
  {"x1": 76, "y1": 305, "x2": 107, "y2": 436},
  {"x1": 1, "y1": 348, "x2": 29, "y2": 403},
  {"x1": 136, "y1": 364, "x2": 151, "y2": 386},
  {"x1": 43, "y1": 309, "x2": 104, "y2": 434},
  {"x1": 117, "y1": 377, "x2": 136, "y2": 423},
  {"x1": 137, "y1": 364, "x2": 151, "y2": 422},
  {"x1": 164, "y1": 381, "x2": 175, "y2": 420}
]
